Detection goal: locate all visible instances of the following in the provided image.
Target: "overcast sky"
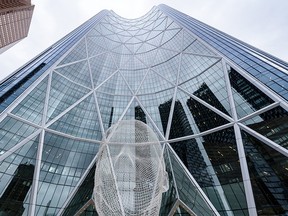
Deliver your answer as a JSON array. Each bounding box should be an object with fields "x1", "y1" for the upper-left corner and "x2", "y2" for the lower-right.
[{"x1": 0, "y1": 0, "x2": 288, "y2": 81}]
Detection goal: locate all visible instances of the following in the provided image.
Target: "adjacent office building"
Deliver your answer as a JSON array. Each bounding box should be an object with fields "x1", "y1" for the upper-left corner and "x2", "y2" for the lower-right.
[
  {"x1": 0, "y1": 0, "x2": 34, "y2": 54},
  {"x1": 0, "y1": 4, "x2": 288, "y2": 216}
]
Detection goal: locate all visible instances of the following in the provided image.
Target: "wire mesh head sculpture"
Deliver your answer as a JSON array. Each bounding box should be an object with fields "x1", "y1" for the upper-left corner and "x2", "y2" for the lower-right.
[{"x1": 94, "y1": 120, "x2": 168, "y2": 216}]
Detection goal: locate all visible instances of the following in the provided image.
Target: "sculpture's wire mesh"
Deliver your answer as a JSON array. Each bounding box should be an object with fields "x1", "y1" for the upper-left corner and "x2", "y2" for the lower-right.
[{"x1": 93, "y1": 120, "x2": 168, "y2": 216}]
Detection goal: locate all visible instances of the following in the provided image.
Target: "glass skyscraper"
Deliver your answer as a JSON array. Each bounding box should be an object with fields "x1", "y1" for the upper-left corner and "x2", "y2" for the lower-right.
[{"x1": 0, "y1": 4, "x2": 288, "y2": 216}]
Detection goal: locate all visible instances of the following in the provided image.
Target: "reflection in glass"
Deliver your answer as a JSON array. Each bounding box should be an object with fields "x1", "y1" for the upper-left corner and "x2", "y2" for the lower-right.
[
  {"x1": 0, "y1": 164, "x2": 34, "y2": 215},
  {"x1": 242, "y1": 106, "x2": 288, "y2": 150},
  {"x1": 228, "y1": 66, "x2": 274, "y2": 118},
  {"x1": 242, "y1": 131, "x2": 288, "y2": 215}
]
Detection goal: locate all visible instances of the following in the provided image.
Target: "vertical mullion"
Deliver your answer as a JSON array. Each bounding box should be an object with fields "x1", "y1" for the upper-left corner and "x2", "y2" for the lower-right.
[{"x1": 222, "y1": 59, "x2": 257, "y2": 215}]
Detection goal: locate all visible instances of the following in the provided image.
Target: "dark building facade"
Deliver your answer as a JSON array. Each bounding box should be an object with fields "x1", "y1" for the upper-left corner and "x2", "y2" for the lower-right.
[
  {"x1": 0, "y1": 164, "x2": 34, "y2": 215},
  {"x1": 0, "y1": 4, "x2": 288, "y2": 216}
]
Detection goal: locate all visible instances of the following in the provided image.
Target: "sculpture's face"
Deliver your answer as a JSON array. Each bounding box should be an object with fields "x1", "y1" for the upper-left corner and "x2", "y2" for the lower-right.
[{"x1": 94, "y1": 120, "x2": 168, "y2": 216}]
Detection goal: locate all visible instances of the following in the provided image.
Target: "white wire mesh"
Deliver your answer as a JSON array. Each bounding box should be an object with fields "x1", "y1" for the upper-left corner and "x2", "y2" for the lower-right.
[{"x1": 94, "y1": 120, "x2": 168, "y2": 216}]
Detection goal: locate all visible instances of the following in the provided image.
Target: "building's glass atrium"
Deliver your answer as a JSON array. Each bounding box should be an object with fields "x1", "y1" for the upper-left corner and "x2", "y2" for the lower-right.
[{"x1": 0, "y1": 5, "x2": 288, "y2": 216}]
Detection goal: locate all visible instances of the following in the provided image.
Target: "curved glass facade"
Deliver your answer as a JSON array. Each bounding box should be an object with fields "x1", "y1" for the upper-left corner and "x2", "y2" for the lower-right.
[{"x1": 0, "y1": 4, "x2": 288, "y2": 216}]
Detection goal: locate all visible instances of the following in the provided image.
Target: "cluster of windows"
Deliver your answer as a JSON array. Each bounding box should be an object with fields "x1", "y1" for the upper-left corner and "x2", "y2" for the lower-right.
[
  {"x1": 46, "y1": 73, "x2": 91, "y2": 122},
  {"x1": 11, "y1": 76, "x2": 48, "y2": 125},
  {"x1": 35, "y1": 132, "x2": 99, "y2": 215}
]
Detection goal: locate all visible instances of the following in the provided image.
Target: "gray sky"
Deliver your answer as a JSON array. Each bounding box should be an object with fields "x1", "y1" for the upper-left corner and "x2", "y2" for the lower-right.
[{"x1": 1, "y1": 0, "x2": 288, "y2": 81}]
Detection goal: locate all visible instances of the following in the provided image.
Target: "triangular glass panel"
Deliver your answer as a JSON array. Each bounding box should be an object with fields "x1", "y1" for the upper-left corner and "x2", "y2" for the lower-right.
[
  {"x1": 89, "y1": 23, "x2": 103, "y2": 36},
  {"x1": 161, "y1": 29, "x2": 183, "y2": 53},
  {"x1": 103, "y1": 23, "x2": 115, "y2": 34},
  {"x1": 166, "y1": 20, "x2": 181, "y2": 30},
  {"x1": 119, "y1": 28, "x2": 133, "y2": 38},
  {"x1": 153, "y1": 11, "x2": 165, "y2": 22},
  {"x1": 35, "y1": 132, "x2": 99, "y2": 215},
  {"x1": 96, "y1": 71, "x2": 132, "y2": 95},
  {"x1": 86, "y1": 27, "x2": 102, "y2": 37},
  {"x1": 110, "y1": 22, "x2": 123, "y2": 32},
  {"x1": 123, "y1": 43, "x2": 134, "y2": 54},
  {"x1": 101, "y1": 25, "x2": 117, "y2": 35},
  {"x1": 134, "y1": 31, "x2": 150, "y2": 42},
  {"x1": 179, "y1": 61, "x2": 232, "y2": 117},
  {"x1": 119, "y1": 43, "x2": 133, "y2": 55},
  {"x1": 160, "y1": 145, "x2": 178, "y2": 215},
  {"x1": 151, "y1": 16, "x2": 166, "y2": 31},
  {"x1": 59, "y1": 38, "x2": 87, "y2": 66},
  {"x1": 151, "y1": 53, "x2": 180, "y2": 85},
  {"x1": 135, "y1": 28, "x2": 149, "y2": 38},
  {"x1": 178, "y1": 203, "x2": 195, "y2": 215},
  {"x1": 0, "y1": 116, "x2": 38, "y2": 153},
  {"x1": 200, "y1": 127, "x2": 248, "y2": 215},
  {"x1": 241, "y1": 106, "x2": 288, "y2": 150},
  {"x1": 227, "y1": 65, "x2": 275, "y2": 118},
  {"x1": 161, "y1": 28, "x2": 182, "y2": 47},
  {"x1": 89, "y1": 53, "x2": 118, "y2": 88},
  {"x1": 136, "y1": 42, "x2": 157, "y2": 54},
  {"x1": 146, "y1": 31, "x2": 163, "y2": 47},
  {"x1": 11, "y1": 76, "x2": 48, "y2": 125},
  {"x1": 55, "y1": 60, "x2": 92, "y2": 88},
  {"x1": 117, "y1": 35, "x2": 131, "y2": 45},
  {"x1": 152, "y1": 18, "x2": 168, "y2": 32},
  {"x1": 161, "y1": 93, "x2": 195, "y2": 139},
  {"x1": 182, "y1": 30, "x2": 197, "y2": 51},
  {"x1": 137, "y1": 69, "x2": 175, "y2": 95},
  {"x1": 241, "y1": 130, "x2": 288, "y2": 215},
  {"x1": 104, "y1": 21, "x2": 120, "y2": 34},
  {"x1": 120, "y1": 55, "x2": 148, "y2": 71},
  {"x1": 62, "y1": 165, "x2": 96, "y2": 216},
  {"x1": 96, "y1": 91, "x2": 133, "y2": 130},
  {"x1": 138, "y1": 88, "x2": 175, "y2": 136},
  {"x1": 133, "y1": 55, "x2": 149, "y2": 70},
  {"x1": 127, "y1": 35, "x2": 143, "y2": 44},
  {"x1": 109, "y1": 52, "x2": 121, "y2": 69},
  {"x1": 133, "y1": 42, "x2": 144, "y2": 54},
  {"x1": 86, "y1": 36, "x2": 107, "y2": 57},
  {"x1": 120, "y1": 98, "x2": 164, "y2": 141},
  {"x1": 120, "y1": 98, "x2": 143, "y2": 121},
  {"x1": 143, "y1": 20, "x2": 157, "y2": 31},
  {"x1": 104, "y1": 35, "x2": 122, "y2": 51},
  {"x1": 127, "y1": 26, "x2": 139, "y2": 34},
  {"x1": 184, "y1": 39, "x2": 217, "y2": 56},
  {"x1": 112, "y1": 25, "x2": 125, "y2": 35},
  {"x1": 174, "y1": 89, "x2": 230, "y2": 135},
  {"x1": 99, "y1": 22, "x2": 114, "y2": 35},
  {"x1": 46, "y1": 72, "x2": 90, "y2": 122},
  {"x1": 121, "y1": 68, "x2": 148, "y2": 93},
  {"x1": 146, "y1": 30, "x2": 163, "y2": 42},
  {"x1": 152, "y1": 48, "x2": 179, "y2": 68},
  {"x1": 168, "y1": 136, "x2": 230, "y2": 214},
  {"x1": 0, "y1": 135, "x2": 39, "y2": 216},
  {"x1": 167, "y1": 145, "x2": 217, "y2": 215},
  {"x1": 48, "y1": 95, "x2": 102, "y2": 140},
  {"x1": 178, "y1": 54, "x2": 220, "y2": 84},
  {"x1": 119, "y1": 54, "x2": 133, "y2": 69},
  {"x1": 110, "y1": 43, "x2": 123, "y2": 54}
]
